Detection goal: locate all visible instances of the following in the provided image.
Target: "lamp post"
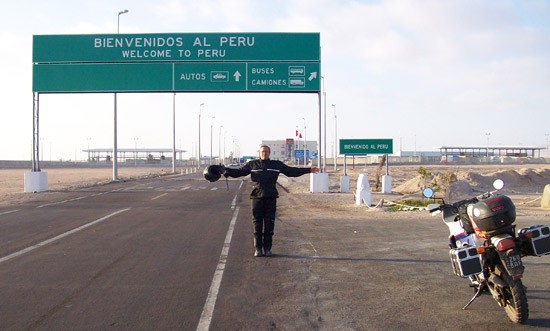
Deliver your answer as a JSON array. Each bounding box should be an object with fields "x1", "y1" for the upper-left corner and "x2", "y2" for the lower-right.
[
  {"x1": 546, "y1": 133, "x2": 549, "y2": 158},
  {"x1": 322, "y1": 76, "x2": 326, "y2": 172},
  {"x1": 210, "y1": 116, "x2": 216, "y2": 165},
  {"x1": 302, "y1": 117, "x2": 307, "y2": 166},
  {"x1": 486, "y1": 132, "x2": 491, "y2": 158},
  {"x1": 232, "y1": 136, "x2": 236, "y2": 163},
  {"x1": 133, "y1": 137, "x2": 138, "y2": 166},
  {"x1": 332, "y1": 104, "x2": 337, "y2": 171},
  {"x1": 198, "y1": 103, "x2": 204, "y2": 168},
  {"x1": 295, "y1": 125, "x2": 300, "y2": 165},
  {"x1": 113, "y1": 9, "x2": 128, "y2": 181},
  {"x1": 86, "y1": 138, "x2": 91, "y2": 162},
  {"x1": 218, "y1": 125, "x2": 223, "y2": 163}
]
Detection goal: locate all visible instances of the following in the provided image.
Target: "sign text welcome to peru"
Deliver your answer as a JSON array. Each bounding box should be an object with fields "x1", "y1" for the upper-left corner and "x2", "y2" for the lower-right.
[{"x1": 33, "y1": 33, "x2": 320, "y2": 93}]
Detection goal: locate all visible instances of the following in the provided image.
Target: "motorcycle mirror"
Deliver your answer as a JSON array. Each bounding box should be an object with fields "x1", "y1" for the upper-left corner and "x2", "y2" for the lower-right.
[
  {"x1": 493, "y1": 179, "x2": 504, "y2": 190},
  {"x1": 422, "y1": 187, "x2": 434, "y2": 198}
]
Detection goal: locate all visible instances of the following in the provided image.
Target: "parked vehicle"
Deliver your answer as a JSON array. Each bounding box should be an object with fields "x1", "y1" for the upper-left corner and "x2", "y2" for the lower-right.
[{"x1": 423, "y1": 180, "x2": 550, "y2": 324}]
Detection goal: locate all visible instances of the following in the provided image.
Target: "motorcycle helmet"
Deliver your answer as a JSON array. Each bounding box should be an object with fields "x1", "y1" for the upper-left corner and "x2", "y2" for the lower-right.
[{"x1": 203, "y1": 165, "x2": 221, "y2": 182}]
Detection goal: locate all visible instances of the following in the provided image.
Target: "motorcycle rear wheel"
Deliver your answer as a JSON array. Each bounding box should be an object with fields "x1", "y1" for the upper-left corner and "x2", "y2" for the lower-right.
[{"x1": 502, "y1": 276, "x2": 529, "y2": 324}]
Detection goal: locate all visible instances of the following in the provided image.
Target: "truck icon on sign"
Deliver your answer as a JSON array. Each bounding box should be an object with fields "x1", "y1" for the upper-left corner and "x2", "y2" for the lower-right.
[{"x1": 289, "y1": 78, "x2": 305, "y2": 88}]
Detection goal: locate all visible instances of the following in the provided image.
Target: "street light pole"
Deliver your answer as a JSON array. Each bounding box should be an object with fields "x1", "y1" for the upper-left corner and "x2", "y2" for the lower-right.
[
  {"x1": 302, "y1": 117, "x2": 307, "y2": 166},
  {"x1": 198, "y1": 103, "x2": 204, "y2": 168},
  {"x1": 332, "y1": 104, "x2": 337, "y2": 171},
  {"x1": 210, "y1": 116, "x2": 216, "y2": 165},
  {"x1": 486, "y1": 132, "x2": 491, "y2": 158},
  {"x1": 546, "y1": 133, "x2": 549, "y2": 158},
  {"x1": 322, "y1": 76, "x2": 327, "y2": 172},
  {"x1": 218, "y1": 125, "x2": 223, "y2": 164},
  {"x1": 113, "y1": 9, "x2": 128, "y2": 181},
  {"x1": 133, "y1": 137, "x2": 138, "y2": 166}
]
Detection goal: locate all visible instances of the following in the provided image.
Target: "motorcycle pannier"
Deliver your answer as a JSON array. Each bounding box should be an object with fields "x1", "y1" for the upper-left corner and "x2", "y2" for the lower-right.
[
  {"x1": 518, "y1": 225, "x2": 550, "y2": 256},
  {"x1": 449, "y1": 247, "x2": 482, "y2": 277},
  {"x1": 470, "y1": 196, "x2": 516, "y2": 234}
]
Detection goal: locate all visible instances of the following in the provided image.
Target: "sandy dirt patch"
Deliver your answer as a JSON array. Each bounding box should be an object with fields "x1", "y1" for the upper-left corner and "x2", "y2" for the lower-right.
[
  {"x1": 0, "y1": 167, "x2": 191, "y2": 207},
  {"x1": 1, "y1": 164, "x2": 549, "y2": 216}
]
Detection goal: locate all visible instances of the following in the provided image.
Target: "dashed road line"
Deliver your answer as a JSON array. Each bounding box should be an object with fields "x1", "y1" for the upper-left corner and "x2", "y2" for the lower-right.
[
  {"x1": 151, "y1": 193, "x2": 168, "y2": 200},
  {"x1": 0, "y1": 208, "x2": 130, "y2": 265}
]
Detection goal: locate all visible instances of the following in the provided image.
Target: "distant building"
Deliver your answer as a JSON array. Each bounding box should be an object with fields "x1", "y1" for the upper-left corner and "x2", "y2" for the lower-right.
[{"x1": 261, "y1": 139, "x2": 317, "y2": 164}]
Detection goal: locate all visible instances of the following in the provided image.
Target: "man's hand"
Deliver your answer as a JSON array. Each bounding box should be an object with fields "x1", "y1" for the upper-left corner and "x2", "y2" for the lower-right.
[
  {"x1": 310, "y1": 167, "x2": 320, "y2": 173},
  {"x1": 218, "y1": 164, "x2": 228, "y2": 177}
]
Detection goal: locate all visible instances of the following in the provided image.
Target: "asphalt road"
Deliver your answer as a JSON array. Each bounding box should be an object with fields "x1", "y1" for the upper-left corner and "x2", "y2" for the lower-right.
[{"x1": 1, "y1": 172, "x2": 549, "y2": 330}]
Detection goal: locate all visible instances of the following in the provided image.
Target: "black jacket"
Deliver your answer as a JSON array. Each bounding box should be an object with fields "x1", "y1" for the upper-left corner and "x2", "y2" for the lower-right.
[{"x1": 224, "y1": 159, "x2": 311, "y2": 198}]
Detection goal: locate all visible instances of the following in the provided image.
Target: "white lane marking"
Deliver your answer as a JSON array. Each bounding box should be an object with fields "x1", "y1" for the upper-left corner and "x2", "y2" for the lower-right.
[
  {"x1": 37, "y1": 195, "x2": 87, "y2": 208},
  {"x1": 151, "y1": 193, "x2": 168, "y2": 200},
  {"x1": 181, "y1": 186, "x2": 191, "y2": 191},
  {"x1": 196, "y1": 204, "x2": 240, "y2": 331},
  {"x1": 0, "y1": 209, "x2": 20, "y2": 216},
  {"x1": 36, "y1": 191, "x2": 112, "y2": 208},
  {"x1": 0, "y1": 208, "x2": 130, "y2": 265},
  {"x1": 210, "y1": 187, "x2": 218, "y2": 191}
]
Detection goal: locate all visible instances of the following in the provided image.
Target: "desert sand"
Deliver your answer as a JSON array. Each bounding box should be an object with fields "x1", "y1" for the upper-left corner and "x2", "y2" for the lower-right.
[{"x1": 1, "y1": 164, "x2": 549, "y2": 212}]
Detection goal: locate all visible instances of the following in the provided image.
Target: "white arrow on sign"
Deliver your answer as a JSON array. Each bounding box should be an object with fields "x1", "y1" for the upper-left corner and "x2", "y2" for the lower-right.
[
  {"x1": 308, "y1": 72, "x2": 317, "y2": 81},
  {"x1": 234, "y1": 71, "x2": 241, "y2": 82}
]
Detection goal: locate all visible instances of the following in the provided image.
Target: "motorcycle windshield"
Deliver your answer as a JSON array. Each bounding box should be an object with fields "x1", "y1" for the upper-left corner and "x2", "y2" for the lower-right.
[{"x1": 442, "y1": 208, "x2": 458, "y2": 224}]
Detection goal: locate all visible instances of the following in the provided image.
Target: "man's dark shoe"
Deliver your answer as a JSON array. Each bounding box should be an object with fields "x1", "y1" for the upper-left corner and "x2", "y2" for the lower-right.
[
  {"x1": 254, "y1": 249, "x2": 263, "y2": 257},
  {"x1": 264, "y1": 249, "x2": 272, "y2": 257}
]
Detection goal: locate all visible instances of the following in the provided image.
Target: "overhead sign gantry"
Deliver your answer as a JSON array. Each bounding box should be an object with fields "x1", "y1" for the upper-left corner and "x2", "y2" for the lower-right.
[{"x1": 29, "y1": 32, "x2": 323, "y2": 192}]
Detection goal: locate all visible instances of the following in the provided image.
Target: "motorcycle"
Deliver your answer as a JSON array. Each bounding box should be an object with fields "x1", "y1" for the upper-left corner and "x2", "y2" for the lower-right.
[{"x1": 422, "y1": 179, "x2": 550, "y2": 324}]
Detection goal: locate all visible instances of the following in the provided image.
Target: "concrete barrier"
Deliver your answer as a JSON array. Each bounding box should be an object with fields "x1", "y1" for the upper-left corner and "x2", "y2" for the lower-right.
[
  {"x1": 340, "y1": 175, "x2": 350, "y2": 193},
  {"x1": 355, "y1": 174, "x2": 371, "y2": 206},
  {"x1": 24, "y1": 171, "x2": 48, "y2": 192},
  {"x1": 542, "y1": 184, "x2": 550, "y2": 209},
  {"x1": 381, "y1": 175, "x2": 392, "y2": 194},
  {"x1": 310, "y1": 172, "x2": 329, "y2": 193}
]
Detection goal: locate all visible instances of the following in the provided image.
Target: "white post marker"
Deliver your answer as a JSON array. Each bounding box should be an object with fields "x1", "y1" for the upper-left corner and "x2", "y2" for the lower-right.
[{"x1": 355, "y1": 174, "x2": 371, "y2": 206}]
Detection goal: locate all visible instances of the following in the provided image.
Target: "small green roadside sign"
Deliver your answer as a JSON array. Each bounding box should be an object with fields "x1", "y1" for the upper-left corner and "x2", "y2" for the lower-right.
[{"x1": 339, "y1": 139, "x2": 393, "y2": 155}]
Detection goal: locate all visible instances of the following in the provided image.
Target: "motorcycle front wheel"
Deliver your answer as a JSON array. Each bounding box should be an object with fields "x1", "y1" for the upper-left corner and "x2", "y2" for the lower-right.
[{"x1": 501, "y1": 276, "x2": 529, "y2": 324}]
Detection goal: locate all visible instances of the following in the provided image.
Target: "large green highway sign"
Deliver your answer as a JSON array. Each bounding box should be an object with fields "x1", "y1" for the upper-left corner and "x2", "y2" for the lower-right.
[
  {"x1": 32, "y1": 33, "x2": 320, "y2": 93},
  {"x1": 33, "y1": 33, "x2": 320, "y2": 63},
  {"x1": 339, "y1": 139, "x2": 394, "y2": 155},
  {"x1": 33, "y1": 62, "x2": 320, "y2": 93}
]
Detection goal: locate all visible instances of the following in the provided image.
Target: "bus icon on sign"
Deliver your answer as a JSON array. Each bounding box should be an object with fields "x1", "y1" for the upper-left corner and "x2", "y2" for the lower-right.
[
  {"x1": 288, "y1": 66, "x2": 305, "y2": 76},
  {"x1": 211, "y1": 71, "x2": 229, "y2": 82}
]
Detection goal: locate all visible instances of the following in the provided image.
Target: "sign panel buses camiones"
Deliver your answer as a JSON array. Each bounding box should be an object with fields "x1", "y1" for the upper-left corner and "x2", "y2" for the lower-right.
[{"x1": 32, "y1": 33, "x2": 320, "y2": 93}]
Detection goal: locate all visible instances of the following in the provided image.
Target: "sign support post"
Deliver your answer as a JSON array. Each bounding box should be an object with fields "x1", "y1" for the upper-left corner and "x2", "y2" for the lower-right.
[{"x1": 310, "y1": 90, "x2": 329, "y2": 193}]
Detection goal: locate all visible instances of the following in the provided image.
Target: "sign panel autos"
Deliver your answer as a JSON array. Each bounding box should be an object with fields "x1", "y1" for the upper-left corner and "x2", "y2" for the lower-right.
[
  {"x1": 339, "y1": 139, "x2": 393, "y2": 155},
  {"x1": 32, "y1": 33, "x2": 320, "y2": 93}
]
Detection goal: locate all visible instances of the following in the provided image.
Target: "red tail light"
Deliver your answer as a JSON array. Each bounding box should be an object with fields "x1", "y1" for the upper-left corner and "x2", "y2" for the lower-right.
[{"x1": 495, "y1": 238, "x2": 515, "y2": 251}]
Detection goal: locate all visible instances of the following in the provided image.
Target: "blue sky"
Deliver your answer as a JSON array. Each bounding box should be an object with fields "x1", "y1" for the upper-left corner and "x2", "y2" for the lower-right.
[{"x1": 1, "y1": 0, "x2": 549, "y2": 161}]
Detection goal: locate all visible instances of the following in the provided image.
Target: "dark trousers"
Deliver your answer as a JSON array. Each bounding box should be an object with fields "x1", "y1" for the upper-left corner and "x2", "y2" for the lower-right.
[{"x1": 251, "y1": 198, "x2": 277, "y2": 250}]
